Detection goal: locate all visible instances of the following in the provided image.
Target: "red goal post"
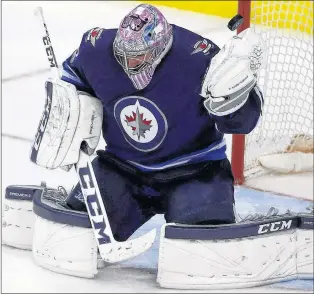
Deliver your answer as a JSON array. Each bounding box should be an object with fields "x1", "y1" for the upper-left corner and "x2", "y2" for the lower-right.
[{"x1": 232, "y1": 0, "x2": 251, "y2": 185}]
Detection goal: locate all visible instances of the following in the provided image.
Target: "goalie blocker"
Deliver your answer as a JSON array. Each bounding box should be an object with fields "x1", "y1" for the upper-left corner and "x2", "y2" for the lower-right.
[
  {"x1": 157, "y1": 214, "x2": 314, "y2": 289},
  {"x1": 30, "y1": 79, "x2": 103, "y2": 170}
]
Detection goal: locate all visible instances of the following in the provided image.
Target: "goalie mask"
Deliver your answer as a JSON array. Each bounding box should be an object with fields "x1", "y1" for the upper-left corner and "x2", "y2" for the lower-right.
[{"x1": 113, "y1": 4, "x2": 173, "y2": 90}]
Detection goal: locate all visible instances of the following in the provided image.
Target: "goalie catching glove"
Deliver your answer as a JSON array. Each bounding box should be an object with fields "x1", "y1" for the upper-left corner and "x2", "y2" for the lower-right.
[
  {"x1": 201, "y1": 28, "x2": 266, "y2": 116},
  {"x1": 30, "y1": 79, "x2": 103, "y2": 170}
]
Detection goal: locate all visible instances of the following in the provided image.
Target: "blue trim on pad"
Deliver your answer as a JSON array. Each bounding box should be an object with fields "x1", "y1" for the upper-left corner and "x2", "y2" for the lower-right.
[
  {"x1": 33, "y1": 190, "x2": 91, "y2": 228},
  {"x1": 164, "y1": 217, "x2": 299, "y2": 240}
]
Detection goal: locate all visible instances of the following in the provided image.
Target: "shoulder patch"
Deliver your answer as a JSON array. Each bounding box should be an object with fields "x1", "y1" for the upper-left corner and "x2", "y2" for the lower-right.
[
  {"x1": 191, "y1": 39, "x2": 211, "y2": 55},
  {"x1": 85, "y1": 27, "x2": 104, "y2": 47}
]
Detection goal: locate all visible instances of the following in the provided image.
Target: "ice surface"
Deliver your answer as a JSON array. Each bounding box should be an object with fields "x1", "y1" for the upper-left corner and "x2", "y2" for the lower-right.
[{"x1": 2, "y1": 1, "x2": 313, "y2": 292}]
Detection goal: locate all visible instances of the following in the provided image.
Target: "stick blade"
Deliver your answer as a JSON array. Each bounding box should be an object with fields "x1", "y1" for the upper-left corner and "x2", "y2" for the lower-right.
[{"x1": 99, "y1": 228, "x2": 157, "y2": 263}]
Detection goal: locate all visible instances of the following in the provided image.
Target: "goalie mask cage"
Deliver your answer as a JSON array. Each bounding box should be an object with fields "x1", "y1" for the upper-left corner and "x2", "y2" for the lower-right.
[{"x1": 231, "y1": 0, "x2": 313, "y2": 189}]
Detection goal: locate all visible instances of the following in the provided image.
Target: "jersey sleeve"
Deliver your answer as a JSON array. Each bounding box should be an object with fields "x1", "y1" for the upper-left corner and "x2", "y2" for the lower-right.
[
  {"x1": 60, "y1": 29, "x2": 96, "y2": 95},
  {"x1": 212, "y1": 85, "x2": 264, "y2": 134}
]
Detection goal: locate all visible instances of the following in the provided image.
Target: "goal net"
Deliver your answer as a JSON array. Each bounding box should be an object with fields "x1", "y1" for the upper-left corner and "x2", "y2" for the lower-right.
[{"x1": 231, "y1": 1, "x2": 313, "y2": 197}]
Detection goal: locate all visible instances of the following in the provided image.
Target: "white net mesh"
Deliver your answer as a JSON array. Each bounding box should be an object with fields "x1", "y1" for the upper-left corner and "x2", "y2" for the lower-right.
[{"x1": 244, "y1": 1, "x2": 313, "y2": 179}]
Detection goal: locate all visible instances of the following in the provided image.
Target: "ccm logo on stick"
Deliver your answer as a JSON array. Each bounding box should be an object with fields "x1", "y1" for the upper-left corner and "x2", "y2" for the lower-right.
[
  {"x1": 258, "y1": 220, "x2": 292, "y2": 234},
  {"x1": 79, "y1": 164, "x2": 111, "y2": 245},
  {"x1": 42, "y1": 23, "x2": 57, "y2": 68}
]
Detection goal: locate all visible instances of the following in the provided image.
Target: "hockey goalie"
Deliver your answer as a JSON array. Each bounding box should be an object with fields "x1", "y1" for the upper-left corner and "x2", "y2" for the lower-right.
[{"x1": 2, "y1": 4, "x2": 313, "y2": 289}]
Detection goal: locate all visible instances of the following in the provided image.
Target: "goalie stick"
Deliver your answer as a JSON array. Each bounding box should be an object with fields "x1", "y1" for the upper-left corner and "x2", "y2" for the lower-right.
[{"x1": 33, "y1": 6, "x2": 156, "y2": 263}]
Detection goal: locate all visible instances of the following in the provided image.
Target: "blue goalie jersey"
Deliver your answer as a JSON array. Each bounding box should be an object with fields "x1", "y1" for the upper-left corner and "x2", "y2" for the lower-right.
[{"x1": 61, "y1": 25, "x2": 263, "y2": 172}]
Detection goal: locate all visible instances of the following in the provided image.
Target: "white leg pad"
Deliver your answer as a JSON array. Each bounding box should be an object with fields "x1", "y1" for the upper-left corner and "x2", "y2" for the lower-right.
[
  {"x1": 32, "y1": 216, "x2": 98, "y2": 278},
  {"x1": 2, "y1": 198, "x2": 35, "y2": 250},
  {"x1": 296, "y1": 228, "x2": 313, "y2": 278},
  {"x1": 157, "y1": 221, "x2": 313, "y2": 290}
]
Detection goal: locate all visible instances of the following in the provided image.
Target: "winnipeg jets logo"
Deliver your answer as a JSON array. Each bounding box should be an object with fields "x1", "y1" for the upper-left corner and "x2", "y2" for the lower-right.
[
  {"x1": 124, "y1": 104, "x2": 152, "y2": 140},
  {"x1": 86, "y1": 27, "x2": 103, "y2": 47},
  {"x1": 191, "y1": 39, "x2": 211, "y2": 55},
  {"x1": 114, "y1": 96, "x2": 168, "y2": 152}
]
